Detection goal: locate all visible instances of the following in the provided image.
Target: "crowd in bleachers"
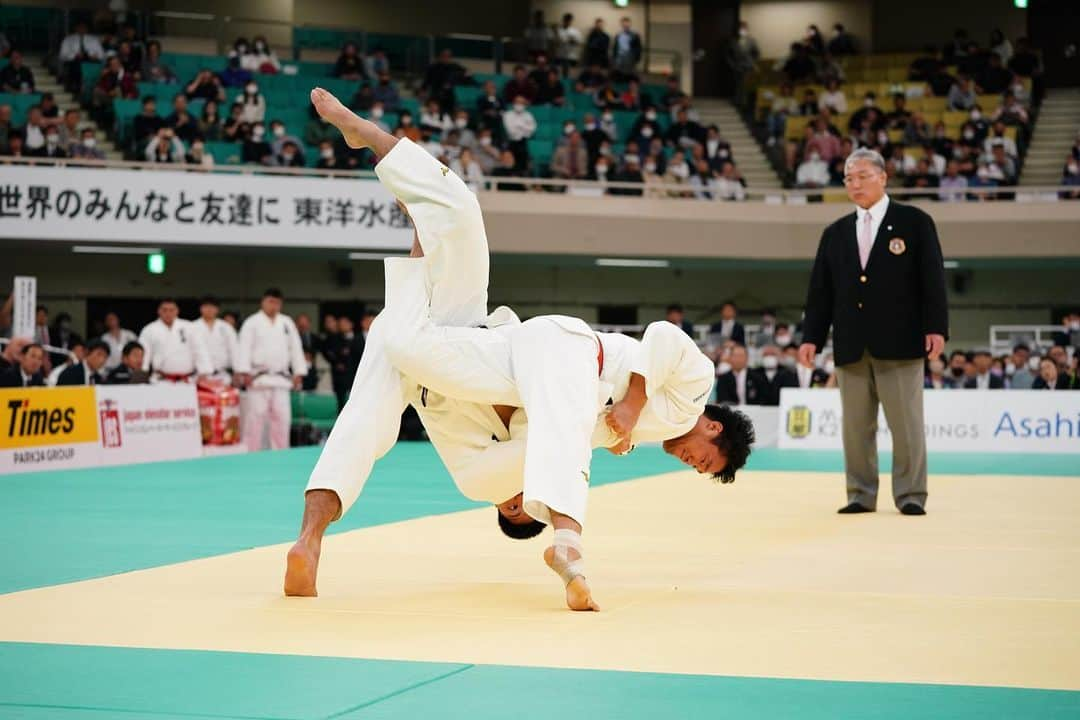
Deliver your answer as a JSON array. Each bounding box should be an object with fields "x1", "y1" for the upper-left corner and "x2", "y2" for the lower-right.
[
  {"x1": 739, "y1": 21, "x2": 1067, "y2": 195},
  {"x1": 674, "y1": 301, "x2": 1080, "y2": 404}
]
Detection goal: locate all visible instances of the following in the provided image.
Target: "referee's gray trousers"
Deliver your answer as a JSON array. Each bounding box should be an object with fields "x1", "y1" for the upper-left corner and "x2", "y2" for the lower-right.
[{"x1": 835, "y1": 351, "x2": 928, "y2": 509}]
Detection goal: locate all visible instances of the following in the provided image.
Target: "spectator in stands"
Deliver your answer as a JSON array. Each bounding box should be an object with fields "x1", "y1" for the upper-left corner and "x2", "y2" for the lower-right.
[
  {"x1": 765, "y1": 82, "x2": 797, "y2": 147},
  {"x1": 133, "y1": 96, "x2": 162, "y2": 146},
  {"x1": 524, "y1": 10, "x2": 553, "y2": 59},
  {"x1": 183, "y1": 138, "x2": 212, "y2": 167},
  {"x1": 948, "y1": 76, "x2": 977, "y2": 110},
  {"x1": 166, "y1": 93, "x2": 198, "y2": 143},
  {"x1": 450, "y1": 109, "x2": 475, "y2": 148},
  {"x1": 502, "y1": 65, "x2": 537, "y2": 105},
  {"x1": 140, "y1": 40, "x2": 174, "y2": 84},
  {"x1": 235, "y1": 80, "x2": 266, "y2": 123},
  {"x1": 937, "y1": 160, "x2": 968, "y2": 202},
  {"x1": 905, "y1": 143, "x2": 946, "y2": 176},
  {"x1": 609, "y1": 153, "x2": 644, "y2": 196},
  {"x1": 536, "y1": 69, "x2": 566, "y2": 107},
  {"x1": 223, "y1": 102, "x2": 249, "y2": 142},
  {"x1": 977, "y1": 52, "x2": 1012, "y2": 95},
  {"x1": 962, "y1": 350, "x2": 1004, "y2": 389},
  {"x1": 46, "y1": 312, "x2": 83, "y2": 368},
  {"x1": 1063, "y1": 155, "x2": 1080, "y2": 199},
  {"x1": 422, "y1": 49, "x2": 469, "y2": 109},
  {"x1": 885, "y1": 94, "x2": 911, "y2": 129},
  {"x1": 333, "y1": 42, "x2": 364, "y2": 80},
  {"x1": 473, "y1": 128, "x2": 500, "y2": 174},
  {"x1": 92, "y1": 55, "x2": 137, "y2": 117},
  {"x1": 576, "y1": 63, "x2": 607, "y2": 93},
  {"x1": 395, "y1": 110, "x2": 421, "y2": 142},
  {"x1": 241, "y1": 122, "x2": 272, "y2": 164},
  {"x1": 796, "y1": 148, "x2": 830, "y2": 189},
  {"x1": 243, "y1": 36, "x2": 280, "y2": 74},
  {"x1": 502, "y1": 96, "x2": 536, "y2": 172},
  {"x1": 983, "y1": 121, "x2": 1017, "y2": 160},
  {"x1": 592, "y1": 78, "x2": 619, "y2": 110},
  {"x1": 709, "y1": 301, "x2": 746, "y2": 344},
  {"x1": 666, "y1": 108, "x2": 705, "y2": 150},
  {"x1": 475, "y1": 80, "x2": 504, "y2": 134},
  {"x1": 703, "y1": 125, "x2": 732, "y2": 168},
  {"x1": 555, "y1": 13, "x2": 582, "y2": 77},
  {"x1": 527, "y1": 53, "x2": 554, "y2": 88},
  {"x1": 419, "y1": 99, "x2": 453, "y2": 135},
  {"x1": 186, "y1": 69, "x2": 225, "y2": 103},
  {"x1": 987, "y1": 142, "x2": 1017, "y2": 185},
  {"x1": 0, "y1": 104, "x2": 12, "y2": 152},
  {"x1": 59, "y1": 21, "x2": 105, "y2": 93},
  {"x1": 0, "y1": 343, "x2": 45, "y2": 388},
  {"x1": 611, "y1": 17, "x2": 642, "y2": 81},
  {"x1": 987, "y1": 28, "x2": 1012, "y2": 64},
  {"x1": 663, "y1": 150, "x2": 691, "y2": 191},
  {"x1": 364, "y1": 48, "x2": 390, "y2": 82},
  {"x1": 827, "y1": 23, "x2": 856, "y2": 55},
  {"x1": 269, "y1": 118, "x2": 302, "y2": 156},
  {"x1": 451, "y1": 147, "x2": 484, "y2": 191},
  {"x1": 1032, "y1": 357, "x2": 1072, "y2": 390},
  {"x1": 315, "y1": 140, "x2": 343, "y2": 170},
  {"x1": 642, "y1": 155, "x2": 668, "y2": 197},
  {"x1": 421, "y1": 127, "x2": 445, "y2": 160},
  {"x1": 818, "y1": 78, "x2": 846, "y2": 114},
  {"x1": 56, "y1": 108, "x2": 81, "y2": 150},
  {"x1": 902, "y1": 111, "x2": 931, "y2": 148},
  {"x1": 491, "y1": 150, "x2": 525, "y2": 191},
  {"x1": 802, "y1": 25, "x2": 825, "y2": 55},
  {"x1": 728, "y1": 21, "x2": 760, "y2": 109},
  {"x1": 145, "y1": 126, "x2": 184, "y2": 163},
  {"x1": 1052, "y1": 313, "x2": 1080, "y2": 348},
  {"x1": 797, "y1": 88, "x2": 819, "y2": 117},
  {"x1": 219, "y1": 54, "x2": 251, "y2": 89},
  {"x1": 35, "y1": 94, "x2": 59, "y2": 124},
  {"x1": 349, "y1": 83, "x2": 375, "y2": 112},
  {"x1": 714, "y1": 162, "x2": 746, "y2": 201},
  {"x1": 0, "y1": 50, "x2": 34, "y2": 93},
  {"x1": 274, "y1": 139, "x2": 304, "y2": 168},
  {"x1": 688, "y1": 159, "x2": 715, "y2": 199},
  {"x1": 105, "y1": 341, "x2": 148, "y2": 384},
  {"x1": 31, "y1": 125, "x2": 65, "y2": 159},
  {"x1": 373, "y1": 71, "x2": 401, "y2": 112},
  {"x1": 56, "y1": 340, "x2": 108, "y2": 386},
  {"x1": 749, "y1": 345, "x2": 798, "y2": 406},
  {"x1": 197, "y1": 100, "x2": 222, "y2": 141},
  {"x1": 628, "y1": 106, "x2": 659, "y2": 147},
  {"x1": 780, "y1": 42, "x2": 815, "y2": 84},
  {"x1": 665, "y1": 304, "x2": 695, "y2": 336},
  {"x1": 363, "y1": 101, "x2": 390, "y2": 133},
  {"x1": 69, "y1": 127, "x2": 104, "y2": 160},
  {"x1": 584, "y1": 18, "x2": 610, "y2": 68},
  {"x1": 991, "y1": 92, "x2": 1029, "y2": 131},
  {"x1": 924, "y1": 357, "x2": 954, "y2": 389},
  {"x1": 551, "y1": 130, "x2": 588, "y2": 181},
  {"x1": 115, "y1": 41, "x2": 140, "y2": 75},
  {"x1": 715, "y1": 343, "x2": 750, "y2": 405}
]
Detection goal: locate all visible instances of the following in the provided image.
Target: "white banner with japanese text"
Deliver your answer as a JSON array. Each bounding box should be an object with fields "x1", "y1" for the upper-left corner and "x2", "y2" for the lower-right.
[{"x1": 0, "y1": 165, "x2": 413, "y2": 249}]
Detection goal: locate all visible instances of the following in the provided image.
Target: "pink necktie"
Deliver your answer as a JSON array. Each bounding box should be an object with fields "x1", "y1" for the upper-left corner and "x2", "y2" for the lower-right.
[{"x1": 858, "y1": 212, "x2": 873, "y2": 270}]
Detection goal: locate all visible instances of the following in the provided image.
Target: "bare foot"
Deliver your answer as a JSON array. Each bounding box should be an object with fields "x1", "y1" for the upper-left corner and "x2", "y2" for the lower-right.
[
  {"x1": 284, "y1": 539, "x2": 320, "y2": 597},
  {"x1": 544, "y1": 545, "x2": 600, "y2": 612},
  {"x1": 309, "y1": 87, "x2": 368, "y2": 149}
]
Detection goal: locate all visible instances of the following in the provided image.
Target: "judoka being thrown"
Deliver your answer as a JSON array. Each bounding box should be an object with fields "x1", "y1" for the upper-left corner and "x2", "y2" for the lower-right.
[{"x1": 285, "y1": 88, "x2": 755, "y2": 611}]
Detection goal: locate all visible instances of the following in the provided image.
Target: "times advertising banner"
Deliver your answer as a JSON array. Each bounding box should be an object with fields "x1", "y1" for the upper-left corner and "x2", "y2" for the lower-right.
[
  {"x1": 1, "y1": 384, "x2": 202, "y2": 474},
  {"x1": 778, "y1": 389, "x2": 1080, "y2": 453}
]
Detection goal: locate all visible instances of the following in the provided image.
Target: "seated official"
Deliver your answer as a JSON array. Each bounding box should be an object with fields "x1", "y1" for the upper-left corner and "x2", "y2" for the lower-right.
[
  {"x1": 0, "y1": 343, "x2": 47, "y2": 387},
  {"x1": 105, "y1": 341, "x2": 150, "y2": 384},
  {"x1": 56, "y1": 340, "x2": 110, "y2": 385}
]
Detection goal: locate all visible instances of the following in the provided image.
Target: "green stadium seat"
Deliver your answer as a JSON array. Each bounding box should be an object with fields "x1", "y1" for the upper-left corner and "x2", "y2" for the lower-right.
[
  {"x1": 473, "y1": 73, "x2": 509, "y2": 92},
  {"x1": 206, "y1": 141, "x2": 242, "y2": 165},
  {"x1": 300, "y1": 393, "x2": 338, "y2": 432},
  {"x1": 527, "y1": 139, "x2": 554, "y2": 170}
]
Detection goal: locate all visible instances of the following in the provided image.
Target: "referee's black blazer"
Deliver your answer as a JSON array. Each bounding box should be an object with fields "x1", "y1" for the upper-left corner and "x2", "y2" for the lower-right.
[{"x1": 802, "y1": 198, "x2": 949, "y2": 367}]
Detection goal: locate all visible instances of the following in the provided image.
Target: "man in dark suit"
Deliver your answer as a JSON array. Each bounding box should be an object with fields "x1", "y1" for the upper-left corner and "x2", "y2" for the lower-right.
[
  {"x1": 963, "y1": 350, "x2": 1005, "y2": 389},
  {"x1": 709, "y1": 300, "x2": 746, "y2": 345},
  {"x1": 715, "y1": 343, "x2": 750, "y2": 405},
  {"x1": 325, "y1": 316, "x2": 365, "y2": 411},
  {"x1": 799, "y1": 148, "x2": 948, "y2": 516},
  {"x1": 1032, "y1": 357, "x2": 1078, "y2": 390},
  {"x1": 746, "y1": 345, "x2": 798, "y2": 406},
  {"x1": 56, "y1": 340, "x2": 109, "y2": 386},
  {"x1": 105, "y1": 341, "x2": 150, "y2": 384},
  {"x1": 0, "y1": 343, "x2": 47, "y2": 387},
  {"x1": 665, "y1": 304, "x2": 695, "y2": 337}
]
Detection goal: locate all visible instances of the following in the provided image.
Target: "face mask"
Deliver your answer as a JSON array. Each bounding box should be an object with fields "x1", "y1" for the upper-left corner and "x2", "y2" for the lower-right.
[
  {"x1": 990, "y1": 367, "x2": 1004, "y2": 378},
  {"x1": 977, "y1": 167, "x2": 990, "y2": 179},
  {"x1": 775, "y1": 334, "x2": 792, "y2": 346},
  {"x1": 486, "y1": 94, "x2": 496, "y2": 102},
  {"x1": 83, "y1": 137, "x2": 96, "y2": 148},
  {"x1": 564, "y1": 124, "x2": 575, "y2": 135},
  {"x1": 602, "y1": 113, "x2": 613, "y2": 122},
  {"x1": 645, "y1": 110, "x2": 657, "y2": 121},
  {"x1": 1068, "y1": 163, "x2": 1079, "y2": 175},
  {"x1": 739, "y1": 28, "x2": 747, "y2": 37},
  {"x1": 255, "y1": 43, "x2": 266, "y2": 52},
  {"x1": 192, "y1": 142, "x2": 204, "y2": 152},
  {"x1": 671, "y1": 164, "x2": 689, "y2": 178},
  {"x1": 781, "y1": 356, "x2": 797, "y2": 369},
  {"x1": 1028, "y1": 356, "x2": 1042, "y2": 371},
  {"x1": 970, "y1": 110, "x2": 981, "y2": 121},
  {"x1": 584, "y1": 122, "x2": 596, "y2": 131},
  {"x1": 808, "y1": 153, "x2": 820, "y2": 163},
  {"x1": 479, "y1": 136, "x2": 492, "y2": 146},
  {"x1": 456, "y1": 118, "x2": 468, "y2": 129},
  {"x1": 595, "y1": 164, "x2": 608, "y2": 175},
  {"x1": 514, "y1": 104, "x2": 526, "y2": 113},
  {"x1": 282, "y1": 152, "x2": 295, "y2": 162},
  {"x1": 864, "y1": 98, "x2": 874, "y2": 108},
  {"x1": 624, "y1": 154, "x2": 639, "y2": 165},
  {"x1": 963, "y1": 130, "x2": 975, "y2": 140},
  {"x1": 252, "y1": 126, "x2": 265, "y2": 139},
  {"x1": 877, "y1": 132, "x2": 889, "y2": 145},
  {"x1": 246, "y1": 84, "x2": 257, "y2": 95},
  {"x1": 273, "y1": 126, "x2": 285, "y2": 138},
  {"x1": 46, "y1": 134, "x2": 58, "y2": 146},
  {"x1": 641, "y1": 127, "x2": 653, "y2": 138},
  {"x1": 371, "y1": 107, "x2": 384, "y2": 119},
  {"x1": 718, "y1": 149, "x2": 729, "y2": 159},
  {"x1": 762, "y1": 356, "x2": 779, "y2": 370},
  {"x1": 320, "y1": 148, "x2": 334, "y2": 159},
  {"x1": 717, "y1": 361, "x2": 732, "y2": 374},
  {"x1": 237, "y1": 44, "x2": 248, "y2": 53},
  {"x1": 401, "y1": 117, "x2": 412, "y2": 126},
  {"x1": 644, "y1": 163, "x2": 656, "y2": 173},
  {"x1": 1070, "y1": 321, "x2": 1080, "y2": 331},
  {"x1": 824, "y1": 360, "x2": 836, "y2": 374}
]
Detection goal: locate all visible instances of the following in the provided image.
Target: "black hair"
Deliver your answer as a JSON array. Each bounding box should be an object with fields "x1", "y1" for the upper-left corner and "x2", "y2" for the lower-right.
[
  {"x1": 704, "y1": 403, "x2": 755, "y2": 484},
  {"x1": 497, "y1": 510, "x2": 547, "y2": 540},
  {"x1": 1012, "y1": 343, "x2": 1030, "y2": 353},
  {"x1": 159, "y1": 297, "x2": 178, "y2": 307},
  {"x1": 263, "y1": 287, "x2": 283, "y2": 299},
  {"x1": 200, "y1": 295, "x2": 220, "y2": 307},
  {"x1": 666, "y1": 303, "x2": 684, "y2": 314},
  {"x1": 87, "y1": 340, "x2": 110, "y2": 356},
  {"x1": 22, "y1": 343, "x2": 44, "y2": 355},
  {"x1": 121, "y1": 340, "x2": 143, "y2": 356}
]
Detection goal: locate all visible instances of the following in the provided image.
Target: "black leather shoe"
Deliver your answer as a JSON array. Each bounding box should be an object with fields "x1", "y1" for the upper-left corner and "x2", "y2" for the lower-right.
[
  {"x1": 900, "y1": 503, "x2": 926, "y2": 516},
  {"x1": 837, "y1": 502, "x2": 874, "y2": 514}
]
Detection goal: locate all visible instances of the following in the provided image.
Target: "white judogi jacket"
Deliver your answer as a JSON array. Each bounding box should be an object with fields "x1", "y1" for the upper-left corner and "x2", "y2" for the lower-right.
[
  {"x1": 139, "y1": 319, "x2": 213, "y2": 377},
  {"x1": 235, "y1": 311, "x2": 307, "y2": 389},
  {"x1": 193, "y1": 318, "x2": 239, "y2": 373}
]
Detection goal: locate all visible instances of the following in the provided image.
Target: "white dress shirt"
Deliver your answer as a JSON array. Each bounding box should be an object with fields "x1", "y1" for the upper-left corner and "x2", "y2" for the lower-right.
[
  {"x1": 193, "y1": 318, "x2": 239, "y2": 373},
  {"x1": 101, "y1": 328, "x2": 137, "y2": 370},
  {"x1": 235, "y1": 311, "x2": 307, "y2": 388},
  {"x1": 855, "y1": 193, "x2": 890, "y2": 251},
  {"x1": 976, "y1": 372, "x2": 991, "y2": 390},
  {"x1": 734, "y1": 368, "x2": 747, "y2": 405},
  {"x1": 502, "y1": 108, "x2": 537, "y2": 142},
  {"x1": 58, "y1": 32, "x2": 104, "y2": 62},
  {"x1": 139, "y1": 319, "x2": 214, "y2": 377},
  {"x1": 797, "y1": 363, "x2": 814, "y2": 388}
]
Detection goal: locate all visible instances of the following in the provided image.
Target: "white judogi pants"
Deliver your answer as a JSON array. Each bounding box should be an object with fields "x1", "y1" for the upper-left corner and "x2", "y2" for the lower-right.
[{"x1": 244, "y1": 386, "x2": 291, "y2": 451}]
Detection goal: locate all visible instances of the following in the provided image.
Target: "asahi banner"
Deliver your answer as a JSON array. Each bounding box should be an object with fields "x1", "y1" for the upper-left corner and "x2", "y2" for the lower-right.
[
  {"x1": 0, "y1": 165, "x2": 413, "y2": 249},
  {"x1": 779, "y1": 388, "x2": 1080, "y2": 453}
]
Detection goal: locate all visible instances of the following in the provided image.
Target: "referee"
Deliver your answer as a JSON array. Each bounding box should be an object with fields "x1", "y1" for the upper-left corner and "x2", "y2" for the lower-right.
[{"x1": 798, "y1": 149, "x2": 948, "y2": 515}]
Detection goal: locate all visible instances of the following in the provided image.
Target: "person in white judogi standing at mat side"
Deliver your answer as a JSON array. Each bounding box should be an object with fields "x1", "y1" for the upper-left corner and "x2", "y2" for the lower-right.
[
  {"x1": 192, "y1": 295, "x2": 239, "y2": 380},
  {"x1": 285, "y1": 88, "x2": 756, "y2": 611},
  {"x1": 234, "y1": 288, "x2": 307, "y2": 451},
  {"x1": 139, "y1": 298, "x2": 214, "y2": 383}
]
